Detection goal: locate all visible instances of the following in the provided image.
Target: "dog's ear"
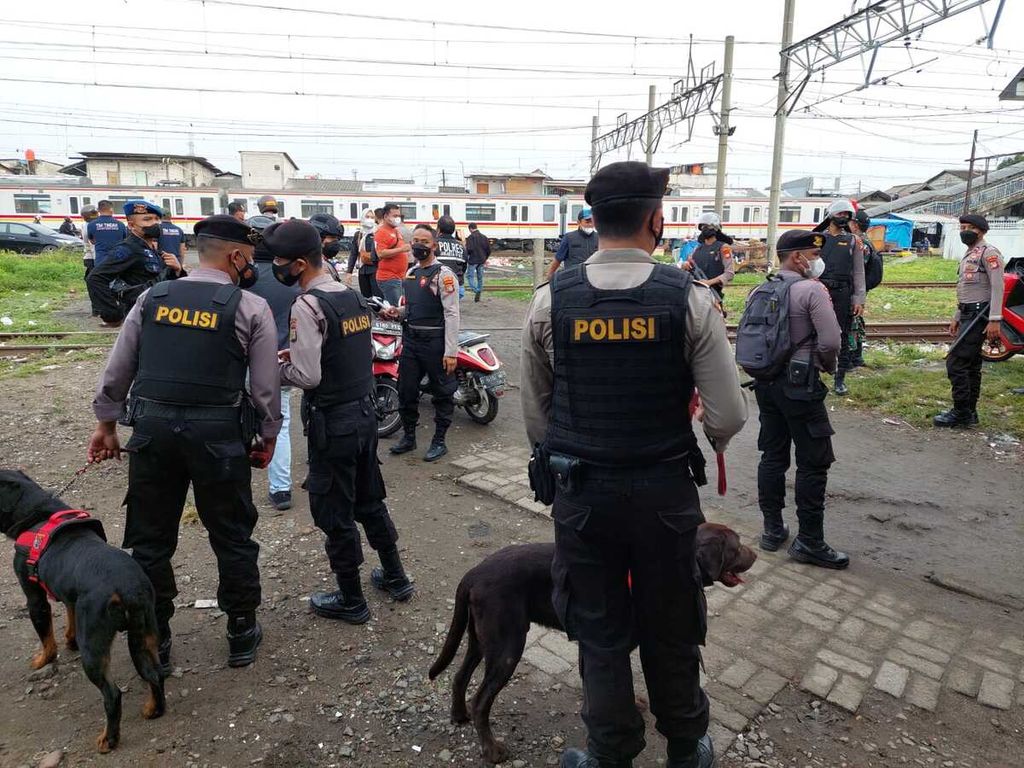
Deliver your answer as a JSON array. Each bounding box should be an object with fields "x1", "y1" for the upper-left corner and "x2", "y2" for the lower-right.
[{"x1": 696, "y1": 535, "x2": 725, "y2": 587}]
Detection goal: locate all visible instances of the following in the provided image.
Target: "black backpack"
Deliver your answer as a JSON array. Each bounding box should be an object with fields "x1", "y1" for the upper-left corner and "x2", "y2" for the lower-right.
[
  {"x1": 735, "y1": 273, "x2": 806, "y2": 380},
  {"x1": 864, "y1": 242, "x2": 884, "y2": 291}
]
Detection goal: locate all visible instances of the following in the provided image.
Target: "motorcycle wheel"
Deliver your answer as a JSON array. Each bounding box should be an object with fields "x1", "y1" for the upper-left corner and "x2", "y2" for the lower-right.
[
  {"x1": 464, "y1": 388, "x2": 499, "y2": 425},
  {"x1": 374, "y1": 376, "x2": 402, "y2": 437},
  {"x1": 981, "y1": 339, "x2": 1016, "y2": 363}
]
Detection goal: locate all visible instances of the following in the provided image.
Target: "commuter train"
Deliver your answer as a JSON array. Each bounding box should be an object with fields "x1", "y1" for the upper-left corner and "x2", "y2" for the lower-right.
[{"x1": 0, "y1": 179, "x2": 832, "y2": 242}]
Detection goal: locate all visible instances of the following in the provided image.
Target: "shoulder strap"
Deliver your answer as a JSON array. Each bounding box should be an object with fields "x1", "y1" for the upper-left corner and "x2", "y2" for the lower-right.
[
  {"x1": 551, "y1": 264, "x2": 584, "y2": 293},
  {"x1": 149, "y1": 281, "x2": 171, "y2": 299},
  {"x1": 212, "y1": 283, "x2": 240, "y2": 306}
]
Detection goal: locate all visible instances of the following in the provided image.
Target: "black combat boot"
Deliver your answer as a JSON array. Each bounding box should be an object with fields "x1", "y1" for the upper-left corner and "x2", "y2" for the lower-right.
[
  {"x1": 310, "y1": 575, "x2": 371, "y2": 624},
  {"x1": 759, "y1": 520, "x2": 790, "y2": 552},
  {"x1": 969, "y1": 409, "x2": 980, "y2": 426},
  {"x1": 370, "y1": 548, "x2": 415, "y2": 601},
  {"x1": 932, "y1": 408, "x2": 973, "y2": 428},
  {"x1": 833, "y1": 372, "x2": 849, "y2": 396},
  {"x1": 788, "y1": 537, "x2": 850, "y2": 570},
  {"x1": 226, "y1": 612, "x2": 262, "y2": 668},
  {"x1": 559, "y1": 749, "x2": 632, "y2": 768},
  {"x1": 667, "y1": 734, "x2": 716, "y2": 768},
  {"x1": 474, "y1": 291, "x2": 481, "y2": 303},
  {"x1": 423, "y1": 438, "x2": 448, "y2": 462},
  {"x1": 390, "y1": 431, "x2": 417, "y2": 455}
]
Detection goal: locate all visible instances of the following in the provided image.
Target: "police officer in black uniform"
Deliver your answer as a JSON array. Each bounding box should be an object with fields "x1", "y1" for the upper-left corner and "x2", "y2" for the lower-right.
[
  {"x1": 435, "y1": 215, "x2": 467, "y2": 292},
  {"x1": 272, "y1": 220, "x2": 414, "y2": 623},
  {"x1": 521, "y1": 162, "x2": 748, "y2": 768},
  {"x1": 89, "y1": 215, "x2": 282, "y2": 670},
  {"x1": 309, "y1": 213, "x2": 346, "y2": 281},
  {"x1": 548, "y1": 206, "x2": 599, "y2": 278},
  {"x1": 684, "y1": 212, "x2": 735, "y2": 299}
]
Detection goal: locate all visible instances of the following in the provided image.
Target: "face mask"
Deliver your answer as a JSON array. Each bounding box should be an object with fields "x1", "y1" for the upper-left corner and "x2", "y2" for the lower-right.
[
  {"x1": 323, "y1": 241, "x2": 342, "y2": 258},
  {"x1": 959, "y1": 230, "x2": 979, "y2": 247},
  {"x1": 362, "y1": 220, "x2": 375, "y2": 232},
  {"x1": 272, "y1": 260, "x2": 301, "y2": 287},
  {"x1": 233, "y1": 255, "x2": 260, "y2": 289},
  {"x1": 411, "y1": 243, "x2": 432, "y2": 261},
  {"x1": 580, "y1": 226, "x2": 595, "y2": 235},
  {"x1": 389, "y1": 216, "x2": 402, "y2": 227},
  {"x1": 831, "y1": 214, "x2": 851, "y2": 228},
  {"x1": 698, "y1": 225, "x2": 716, "y2": 238},
  {"x1": 141, "y1": 223, "x2": 162, "y2": 239},
  {"x1": 802, "y1": 256, "x2": 825, "y2": 279}
]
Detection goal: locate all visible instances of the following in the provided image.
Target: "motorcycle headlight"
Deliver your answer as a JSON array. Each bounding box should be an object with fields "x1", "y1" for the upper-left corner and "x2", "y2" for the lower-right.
[{"x1": 375, "y1": 341, "x2": 397, "y2": 360}]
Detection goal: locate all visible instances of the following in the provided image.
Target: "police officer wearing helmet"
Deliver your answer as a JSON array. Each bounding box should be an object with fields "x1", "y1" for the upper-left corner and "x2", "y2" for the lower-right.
[
  {"x1": 548, "y1": 206, "x2": 599, "y2": 278},
  {"x1": 752, "y1": 230, "x2": 848, "y2": 568},
  {"x1": 272, "y1": 220, "x2": 414, "y2": 623},
  {"x1": 257, "y1": 195, "x2": 280, "y2": 219},
  {"x1": 682, "y1": 211, "x2": 735, "y2": 298},
  {"x1": 383, "y1": 225, "x2": 462, "y2": 462},
  {"x1": 521, "y1": 162, "x2": 748, "y2": 768},
  {"x1": 87, "y1": 200, "x2": 186, "y2": 327},
  {"x1": 88, "y1": 215, "x2": 282, "y2": 671},
  {"x1": 813, "y1": 199, "x2": 866, "y2": 395},
  {"x1": 308, "y1": 213, "x2": 346, "y2": 282}
]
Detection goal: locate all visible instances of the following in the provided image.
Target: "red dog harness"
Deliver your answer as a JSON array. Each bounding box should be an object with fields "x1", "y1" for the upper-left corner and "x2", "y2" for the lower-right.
[{"x1": 14, "y1": 510, "x2": 103, "y2": 600}]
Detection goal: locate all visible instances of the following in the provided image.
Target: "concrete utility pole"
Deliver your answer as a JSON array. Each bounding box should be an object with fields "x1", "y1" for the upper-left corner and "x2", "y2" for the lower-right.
[
  {"x1": 766, "y1": 0, "x2": 796, "y2": 266},
  {"x1": 533, "y1": 238, "x2": 546, "y2": 288},
  {"x1": 590, "y1": 115, "x2": 599, "y2": 176},
  {"x1": 963, "y1": 129, "x2": 978, "y2": 215},
  {"x1": 645, "y1": 85, "x2": 656, "y2": 165},
  {"x1": 714, "y1": 35, "x2": 735, "y2": 215}
]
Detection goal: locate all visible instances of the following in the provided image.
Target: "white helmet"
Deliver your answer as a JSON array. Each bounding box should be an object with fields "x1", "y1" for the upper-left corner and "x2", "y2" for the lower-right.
[
  {"x1": 697, "y1": 212, "x2": 722, "y2": 230},
  {"x1": 826, "y1": 199, "x2": 855, "y2": 217}
]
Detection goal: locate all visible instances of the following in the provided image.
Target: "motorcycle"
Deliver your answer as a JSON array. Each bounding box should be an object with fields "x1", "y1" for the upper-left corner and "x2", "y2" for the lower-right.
[
  {"x1": 981, "y1": 256, "x2": 1024, "y2": 362},
  {"x1": 366, "y1": 297, "x2": 507, "y2": 437}
]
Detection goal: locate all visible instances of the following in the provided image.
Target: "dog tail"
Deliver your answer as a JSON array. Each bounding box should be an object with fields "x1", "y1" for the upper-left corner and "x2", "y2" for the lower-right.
[
  {"x1": 429, "y1": 580, "x2": 470, "y2": 680},
  {"x1": 106, "y1": 593, "x2": 130, "y2": 632}
]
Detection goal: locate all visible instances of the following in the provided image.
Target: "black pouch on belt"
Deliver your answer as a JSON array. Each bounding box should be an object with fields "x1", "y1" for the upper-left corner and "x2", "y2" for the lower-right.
[
  {"x1": 548, "y1": 453, "x2": 582, "y2": 495},
  {"x1": 309, "y1": 403, "x2": 328, "y2": 451},
  {"x1": 239, "y1": 395, "x2": 259, "y2": 449},
  {"x1": 528, "y1": 443, "x2": 555, "y2": 505}
]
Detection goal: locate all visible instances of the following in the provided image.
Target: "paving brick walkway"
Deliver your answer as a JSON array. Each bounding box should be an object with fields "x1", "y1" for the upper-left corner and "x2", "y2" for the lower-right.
[{"x1": 452, "y1": 449, "x2": 1024, "y2": 751}]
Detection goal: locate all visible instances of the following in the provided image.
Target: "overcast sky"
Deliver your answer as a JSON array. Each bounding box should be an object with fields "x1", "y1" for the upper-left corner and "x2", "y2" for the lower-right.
[{"x1": 1, "y1": 0, "x2": 1023, "y2": 192}]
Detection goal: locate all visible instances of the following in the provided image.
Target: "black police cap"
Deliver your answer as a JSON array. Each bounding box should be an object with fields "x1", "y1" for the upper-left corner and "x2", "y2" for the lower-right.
[
  {"x1": 193, "y1": 214, "x2": 257, "y2": 245},
  {"x1": 584, "y1": 161, "x2": 670, "y2": 207},
  {"x1": 777, "y1": 229, "x2": 825, "y2": 254},
  {"x1": 262, "y1": 219, "x2": 322, "y2": 261},
  {"x1": 958, "y1": 213, "x2": 989, "y2": 232}
]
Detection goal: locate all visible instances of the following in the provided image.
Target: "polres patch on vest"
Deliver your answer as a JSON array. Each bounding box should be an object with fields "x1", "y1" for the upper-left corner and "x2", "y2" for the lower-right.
[
  {"x1": 569, "y1": 312, "x2": 666, "y2": 343},
  {"x1": 154, "y1": 304, "x2": 221, "y2": 330},
  {"x1": 340, "y1": 313, "x2": 371, "y2": 337}
]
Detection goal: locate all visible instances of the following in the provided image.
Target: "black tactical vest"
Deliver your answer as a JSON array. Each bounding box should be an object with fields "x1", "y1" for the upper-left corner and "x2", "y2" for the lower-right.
[
  {"x1": 820, "y1": 232, "x2": 856, "y2": 284},
  {"x1": 404, "y1": 263, "x2": 445, "y2": 328},
  {"x1": 306, "y1": 288, "x2": 373, "y2": 407},
  {"x1": 436, "y1": 235, "x2": 467, "y2": 281},
  {"x1": 545, "y1": 263, "x2": 697, "y2": 465},
  {"x1": 692, "y1": 240, "x2": 727, "y2": 280},
  {"x1": 561, "y1": 229, "x2": 599, "y2": 268},
  {"x1": 133, "y1": 280, "x2": 246, "y2": 406}
]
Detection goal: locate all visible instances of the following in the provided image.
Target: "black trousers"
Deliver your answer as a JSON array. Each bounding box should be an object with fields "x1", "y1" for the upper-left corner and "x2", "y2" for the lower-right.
[
  {"x1": 122, "y1": 412, "x2": 261, "y2": 629},
  {"x1": 397, "y1": 330, "x2": 456, "y2": 441},
  {"x1": 86, "y1": 271, "x2": 146, "y2": 324},
  {"x1": 358, "y1": 270, "x2": 382, "y2": 299},
  {"x1": 947, "y1": 308, "x2": 987, "y2": 411},
  {"x1": 825, "y1": 281, "x2": 853, "y2": 373},
  {"x1": 755, "y1": 377, "x2": 836, "y2": 543},
  {"x1": 305, "y1": 397, "x2": 398, "y2": 578},
  {"x1": 551, "y1": 461, "x2": 708, "y2": 763}
]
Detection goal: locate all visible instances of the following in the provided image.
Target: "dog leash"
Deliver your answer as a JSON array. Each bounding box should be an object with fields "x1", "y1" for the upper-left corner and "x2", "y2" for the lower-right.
[{"x1": 52, "y1": 448, "x2": 136, "y2": 498}]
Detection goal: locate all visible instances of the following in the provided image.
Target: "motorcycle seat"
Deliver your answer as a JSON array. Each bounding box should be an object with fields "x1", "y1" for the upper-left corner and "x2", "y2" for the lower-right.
[{"x1": 458, "y1": 331, "x2": 490, "y2": 347}]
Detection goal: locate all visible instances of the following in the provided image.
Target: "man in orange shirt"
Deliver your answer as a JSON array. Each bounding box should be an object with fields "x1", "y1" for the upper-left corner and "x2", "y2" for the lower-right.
[{"x1": 375, "y1": 203, "x2": 411, "y2": 305}]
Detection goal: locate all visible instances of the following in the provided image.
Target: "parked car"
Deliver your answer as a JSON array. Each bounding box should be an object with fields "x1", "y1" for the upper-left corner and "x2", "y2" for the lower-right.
[{"x1": 0, "y1": 222, "x2": 84, "y2": 253}]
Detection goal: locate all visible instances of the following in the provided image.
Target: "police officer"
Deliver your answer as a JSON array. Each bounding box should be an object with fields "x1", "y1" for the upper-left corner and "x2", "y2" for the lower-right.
[
  {"x1": 88, "y1": 214, "x2": 282, "y2": 670},
  {"x1": 848, "y1": 210, "x2": 881, "y2": 368},
  {"x1": 228, "y1": 201, "x2": 247, "y2": 222},
  {"x1": 257, "y1": 195, "x2": 280, "y2": 219},
  {"x1": 547, "y1": 206, "x2": 599, "y2": 278},
  {"x1": 87, "y1": 200, "x2": 185, "y2": 327},
  {"x1": 814, "y1": 199, "x2": 866, "y2": 395},
  {"x1": 87, "y1": 199, "x2": 127, "y2": 268},
  {"x1": 435, "y1": 215, "x2": 467, "y2": 295},
  {"x1": 383, "y1": 225, "x2": 461, "y2": 462},
  {"x1": 246, "y1": 214, "x2": 300, "y2": 510},
  {"x1": 159, "y1": 214, "x2": 187, "y2": 270},
  {"x1": 753, "y1": 230, "x2": 848, "y2": 569},
  {"x1": 934, "y1": 213, "x2": 1005, "y2": 427},
  {"x1": 80, "y1": 204, "x2": 99, "y2": 286},
  {"x1": 521, "y1": 162, "x2": 747, "y2": 768},
  {"x1": 682, "y1": 212, "x2": 735, "y2": 298},
  {"x1": 270, "y1": 220, "x2": 414, "y2": 623}
]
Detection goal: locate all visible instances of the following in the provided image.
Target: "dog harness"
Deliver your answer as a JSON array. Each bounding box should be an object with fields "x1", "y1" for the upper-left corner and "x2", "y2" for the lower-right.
[{"x1": 14, "y1": 510, "x2": 105, "y2": 600}]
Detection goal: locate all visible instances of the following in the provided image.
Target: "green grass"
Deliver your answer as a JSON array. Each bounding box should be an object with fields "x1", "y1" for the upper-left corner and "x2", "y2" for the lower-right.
[{"x1": 839, "y1": 346, "x2": 1024, "y2": 437}]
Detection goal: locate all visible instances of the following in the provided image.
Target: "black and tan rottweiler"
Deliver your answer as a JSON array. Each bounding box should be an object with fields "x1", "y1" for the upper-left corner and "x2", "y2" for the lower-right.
[
  {"x1": 429, "y1": 522, "x2": 757, "y2": 764},
  {"x1": 0, "y1": 469, "x2": 165, "y2": 752}
]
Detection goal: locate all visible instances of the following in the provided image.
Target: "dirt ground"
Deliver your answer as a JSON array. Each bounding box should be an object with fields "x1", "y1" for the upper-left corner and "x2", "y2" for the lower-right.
[{"x1": 0, "y1": 291, "x2": 1021, "y2": 768}]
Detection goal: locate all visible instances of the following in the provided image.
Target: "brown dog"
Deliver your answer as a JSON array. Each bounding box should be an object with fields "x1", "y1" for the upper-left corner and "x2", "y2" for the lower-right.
[{"x1": 429, "y1": 522, "x2": 756, "y2": 763}]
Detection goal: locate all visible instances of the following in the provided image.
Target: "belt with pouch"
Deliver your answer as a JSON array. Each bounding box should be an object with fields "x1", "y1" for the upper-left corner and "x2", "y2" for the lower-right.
[
  {"x1": 958, "y1": 301, "x2": 987, "y2": 315},
  {"x1": 130, "y1": 397, "x2": 242, "y2": 422},
  {"x1": 404, "y1": 324, "x2": 444, "y2": 339}
]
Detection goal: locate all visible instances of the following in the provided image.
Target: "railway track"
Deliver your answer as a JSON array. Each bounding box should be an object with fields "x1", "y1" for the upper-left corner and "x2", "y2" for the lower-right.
[
  {"x1": 484, "y1": 281, "x2": 956, "y2": 292},
  {"x1": 0, "y1": 321, "x2": 952, "y2": 357}
]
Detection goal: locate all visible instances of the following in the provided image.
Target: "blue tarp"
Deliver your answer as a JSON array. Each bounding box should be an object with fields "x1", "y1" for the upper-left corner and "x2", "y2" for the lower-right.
[{"x1": 872, "y1": 217, "x2": 915, "y2": 249}]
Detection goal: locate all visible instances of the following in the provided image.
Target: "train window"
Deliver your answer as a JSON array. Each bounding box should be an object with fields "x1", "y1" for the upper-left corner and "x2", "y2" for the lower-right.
[
  {"x1": 174, "y1": 199, "x2": 184, "y2": 216},
  {"x1": 398, "y1": 203, "x2": 417, "y2": 221},
  {"x1": 670, "y1": 207, "x2": 678, "y2": 223},
  {"x1": 510, "y1": 206, "x2": 517, "y2": 222},
  {"x1": 701, "y1": 205, "x2": 715, "y2": 215},
  {"x1": 780, "y1": 206, "x2": 801, "y2": 223},
  {"x1": 679, "y1": 207, "x2": 688, "y2": 222},
  {"x1": 443, "y1": 204, "x2": 451, "y2": 216},
  {"x1": 161, "y1": 198, "x2": 172, "y2": 214},
  {"x1": 13, "y1": 194, "x2": 51, "y2": 214},
  {"x1": 722, "y1": 207, "x2": 730, "y2": 223},
  {"x1": 69, "y1": 197, "x2": 80, "y2": 215},
  {"x1": 753, "y1": 207, "x2": 761, "y2": 222},
  {"x1": 812, "y1": 207, "x2": 821, "y2": 223},
  {"x1": 742, "y1": 207, "x2": 750, "y2": 223},
  {"x1": 543, "y1": 204, "x2": 556, "y2": 222},
  {"x1": 431, "y1": 204, "x2": 441, "y2": 220},
  {"x1": 83, "y1": 197, "x2": 91, "y2": 207},
  {"x1": 571, "y1": 204, "x2": 583, "y2": 220},
  {"x1": 301, "y1": 200, "x2": 333, "y2": 217},
  {"x1": 350, "y1": 203, "x2": 359, "y2": 219},
  {"x1": 200, "y1": 197, "x2": 215, "y2": 216},
  {"x1": 520, "y1": 205, "x2": 528, "y2": 221},
  {"x1": 466, "y1": 203, "x2": 496, "y2": 222}
]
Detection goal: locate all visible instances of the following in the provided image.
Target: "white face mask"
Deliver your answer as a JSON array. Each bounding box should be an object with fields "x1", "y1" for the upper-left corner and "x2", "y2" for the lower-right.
[
  {"x1": 805, "y1": 256, "x2": 826, "y2": 279},
  {"x1": 581, "y1": 226, "x2": 595, "y2": 235},
  {"x1": 362, "y1": 219, "x2": 375, "y2": 231},
  {"x1": 389, "y1": 216, "x2": 402, "y2": 227}
]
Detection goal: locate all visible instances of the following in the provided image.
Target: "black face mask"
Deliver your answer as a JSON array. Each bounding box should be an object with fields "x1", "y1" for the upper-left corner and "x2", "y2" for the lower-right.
[
  {"x1": 233, "y1": 255, "x2": 260, "y2": 289},
  {"x1": 323, "y1": 241, "x2": 342, "y2": 258},
  {"x1": 411, "y1": 243, "x2": 432, "y2": 261},
  {"x1": 960, "y1": 230, "x2": 979, "y2": 247},
  {"x1": 141, "y1": 223, "x2": 162, "y2": 239},
  {"x1": 831, "y1": 214, "x2": 851, "y2": 229},
  {"x1": 698, "y1": 224, "x2": 716, "y2": 238},
  {"x1": 272, "y1": 260, "x2": 301, "y2": 287}
]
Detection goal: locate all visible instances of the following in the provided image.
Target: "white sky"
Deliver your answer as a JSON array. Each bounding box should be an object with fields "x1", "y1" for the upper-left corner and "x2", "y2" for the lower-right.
[{"x1": 1, "y1": 0, "x2": 1023, "y2": 192}]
